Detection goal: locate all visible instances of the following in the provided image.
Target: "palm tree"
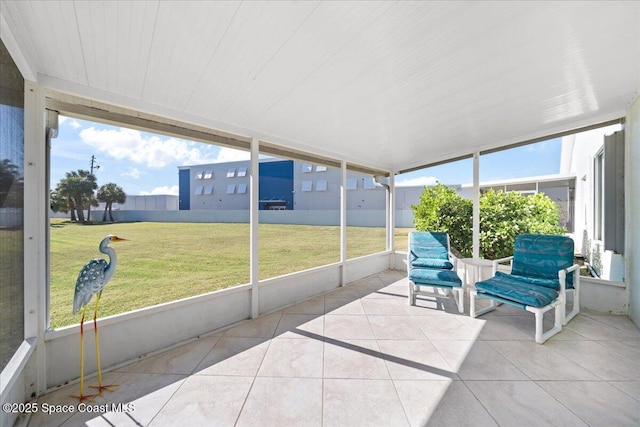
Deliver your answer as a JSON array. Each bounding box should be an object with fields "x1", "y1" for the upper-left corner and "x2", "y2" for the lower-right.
[
  {"x1": 50, "y1": 189, "x2": 77, "y2": 221},
  {"x1": 97, "y1": 183, "x2": 126, "y2": 222},
  {"x1": 55, "y1": 170, "x2": 97, "y2": 222}
]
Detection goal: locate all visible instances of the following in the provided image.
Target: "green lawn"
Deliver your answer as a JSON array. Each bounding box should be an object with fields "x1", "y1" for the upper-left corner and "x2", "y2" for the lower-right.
[{"x1": 50, "y1": 220, "x2": 412, "y2": 328}]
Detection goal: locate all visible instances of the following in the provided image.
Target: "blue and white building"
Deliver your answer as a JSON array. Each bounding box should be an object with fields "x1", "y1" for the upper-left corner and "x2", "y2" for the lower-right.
[{"x1": 179, "y1": 159, "x2": 387, "y2": 211}]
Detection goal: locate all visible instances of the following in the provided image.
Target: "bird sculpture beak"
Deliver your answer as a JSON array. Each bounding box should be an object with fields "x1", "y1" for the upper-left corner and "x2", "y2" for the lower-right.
[{"x1": 111, "y1": 236, "x2": 129, "y2": 242}]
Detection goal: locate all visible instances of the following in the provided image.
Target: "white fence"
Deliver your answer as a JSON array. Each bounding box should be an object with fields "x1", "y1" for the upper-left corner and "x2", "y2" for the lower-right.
[{"x1": 106, "y1": 209, "x2": 416, "y2": 228}]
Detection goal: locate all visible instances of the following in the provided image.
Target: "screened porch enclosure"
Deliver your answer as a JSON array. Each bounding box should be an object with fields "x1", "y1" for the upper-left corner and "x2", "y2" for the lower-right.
[{"x1": 1, "y1": 1, "x2": 640, "y2": 426}]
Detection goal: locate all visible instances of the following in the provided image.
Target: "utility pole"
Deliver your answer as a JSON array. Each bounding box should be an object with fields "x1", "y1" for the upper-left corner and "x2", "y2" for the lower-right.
[{"x1": 88, "y1": 155, "x2": 99, "y2": 222}]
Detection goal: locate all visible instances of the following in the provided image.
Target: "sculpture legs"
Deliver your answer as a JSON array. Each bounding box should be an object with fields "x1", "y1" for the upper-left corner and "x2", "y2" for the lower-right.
[
  {"x1": 89, "y1": 291, "x2": 118, "y2": 395},
  {"x1": 71, "y1": 306, "x2": 96, "y2": 402}
]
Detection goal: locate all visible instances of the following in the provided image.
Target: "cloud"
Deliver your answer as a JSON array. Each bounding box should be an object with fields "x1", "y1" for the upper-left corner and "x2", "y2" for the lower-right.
[
  {"x1": 525, "y1": 141, "x2": 548, "y2": 152},
  {"x1": 122, "y1": 167, "x2": 141, "y2": 179},
  {"x1": 69, "y1": 119, "x2": 82, "y2": 129},
  {"x1": 214, "y1": 147, "x2": 250, "y2": 163},
  {"x1": 79, "y1": 127, "x2": 216, "y2": 168},
  {"x1": 58, "y1": 116, "x2": 82, "y2": 129},
  {"x1": 395, "y1": 176, "x2": 439, "y2": 187},
  {"x1": 140, "y1": 185, "x2": 179, "y2": 196}
]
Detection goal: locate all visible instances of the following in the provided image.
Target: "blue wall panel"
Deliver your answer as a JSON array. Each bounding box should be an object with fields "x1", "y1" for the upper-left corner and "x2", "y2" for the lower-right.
[
  {"x1": 178, "y1": 169, "x2": 190, "y2": 210},
  {"x1": 259, "y1": 160, "x2": 293, "y2": 210}
]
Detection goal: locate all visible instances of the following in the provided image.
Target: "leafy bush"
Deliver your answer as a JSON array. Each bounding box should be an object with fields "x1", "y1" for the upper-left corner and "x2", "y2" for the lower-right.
[
  {"x1": 412, "y1": 183, "x2": 472, "y2": 257},
  {"x1": 412, "y1": 184, "x2": 565, "y2": 259}
]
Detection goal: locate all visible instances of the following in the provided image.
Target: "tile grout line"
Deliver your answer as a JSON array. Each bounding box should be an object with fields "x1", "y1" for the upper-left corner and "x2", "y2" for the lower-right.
[
  {"x1": 458, "y1": 379, "x2": 502, "y2": 426},
  {"x1": 145, "y1": 375, "x2": 191, "y2": 427},
  {"x1": 232, "y1": 313, "x2": 281, "y2": 426},
  {"x1": 532, "y1": 379, "x2": 591, "y2": 426}
]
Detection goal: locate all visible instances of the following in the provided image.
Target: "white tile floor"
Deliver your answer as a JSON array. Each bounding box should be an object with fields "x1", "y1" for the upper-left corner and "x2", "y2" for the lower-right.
[{"x1": 27, "y1": 270, "x2": 640, "y2": 426}]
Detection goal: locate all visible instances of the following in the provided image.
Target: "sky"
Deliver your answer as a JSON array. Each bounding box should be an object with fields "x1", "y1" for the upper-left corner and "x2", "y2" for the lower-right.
[
  {"x1": 394, "y1": 139, "x2": 563, "y2": 187},
  {"x1": 51, "y1": 116, "x2": 562, "y2": 196},
  {"x1": 52, "y1": 116, "x2": 250, "y2": 196}
]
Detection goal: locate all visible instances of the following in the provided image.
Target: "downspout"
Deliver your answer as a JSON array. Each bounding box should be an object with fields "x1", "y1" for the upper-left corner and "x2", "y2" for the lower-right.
[{"x1": 373, "y1": 175, "x2": 389, "y2": 191}]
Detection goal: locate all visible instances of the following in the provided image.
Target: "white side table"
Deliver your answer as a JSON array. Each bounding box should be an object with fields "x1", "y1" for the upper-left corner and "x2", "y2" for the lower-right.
[{"x1": 460, "y1": 258, "x2": 494, "y2": 289}]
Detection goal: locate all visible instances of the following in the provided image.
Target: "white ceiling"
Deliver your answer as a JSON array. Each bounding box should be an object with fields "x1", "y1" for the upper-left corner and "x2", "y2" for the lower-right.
[{"x1": 2, "y1": 1, "x2": 639, "y2": 173}]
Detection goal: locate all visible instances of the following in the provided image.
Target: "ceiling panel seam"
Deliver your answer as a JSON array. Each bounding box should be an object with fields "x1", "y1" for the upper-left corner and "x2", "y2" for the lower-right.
[
  {"x1": 139, "y1": 1, "x2": 160, "y2": 101},
  {"x1": 181, "y1": 2, "x2": 242, "y2": 111},
  {"x1": 254, "y1": 1, "x2": 396, "y2": 122}
]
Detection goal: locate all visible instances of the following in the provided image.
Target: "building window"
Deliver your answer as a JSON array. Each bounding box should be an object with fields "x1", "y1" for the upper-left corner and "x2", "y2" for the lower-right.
[
  {"x1": 238, "y1": 183, "x2": 247, "y2": 194},
  {"x1": 203, "y1": 170, "x2": 213, "y2": 179},
  {"x1": 194, "y1": 186, "x2": 204, "y2": 195},
  {"x1": 315, "y1": 165, "x2": 327, "y2": 172},
  {"x1": 301, "y1": 180, "x2": 312, "y2": 191},
  {"x1": 196, "y1": 171, "x2": 204, "y2": 179},
  {"x1": 237, "y1": 167, "x2": 247, "y2": 177},
  {"x1": 363, "y1": 178, "x2": 377, "y2": 190},
  {"x1": 227, "y1": 184, "x2": 236, "y2": 194},
  {"x1": 301, "y1": 163, "x2": 312, "y2": 173},
  {"x1": 316, "y1": 180, "x2": 328, "y2": 191},
  {"x1": 227, "y1": 168, "x2": 236, "y2": 178},
  {"x1": 346, "y1": 178, "x2": 357, "y2": 190},
  {"x1": 204, "y1": 185, "x2": 213, "y2": 195}
]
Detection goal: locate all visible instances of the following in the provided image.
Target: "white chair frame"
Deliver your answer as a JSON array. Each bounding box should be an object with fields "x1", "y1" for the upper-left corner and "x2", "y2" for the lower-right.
[
  {"x1": 469, "y1": 256, "x2": 580, "y2": 344},
  {"x1": 407, "y1": 234, "x2": 464, "y2": 313}
]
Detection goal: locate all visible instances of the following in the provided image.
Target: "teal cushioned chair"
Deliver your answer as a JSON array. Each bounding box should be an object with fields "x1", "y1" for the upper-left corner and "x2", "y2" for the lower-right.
[
  {"x1": 408, "y1": 231, "x2": 464, "y2": 313},
  {"x1": 470, "y1": 234, "x2": 580, "y2": 343}
]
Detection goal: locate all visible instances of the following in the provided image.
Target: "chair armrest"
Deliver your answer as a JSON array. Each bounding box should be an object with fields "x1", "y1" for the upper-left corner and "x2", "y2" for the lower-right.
[
  {"x1": 565, "y1": 264, "x2": 580, "y2": 274},
  {"x1": 406, "y1": 251, "x2": 411, "y2": 273},
  {"x1": 448, "y1": 252, "x2": 458, "y2": 269},
  {"x1": 492, "y1": 255, "x2": 514, "y2": 264},
  {"x1": 491, "y1": 256, "x2": 513, "y2": 275},
  {"x1": 558, "y1": 263, "x2": 580, "y2": 293}
]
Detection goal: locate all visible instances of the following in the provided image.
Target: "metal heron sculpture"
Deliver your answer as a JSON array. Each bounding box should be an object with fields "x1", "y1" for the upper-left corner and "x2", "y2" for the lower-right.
[{"x1": 72, "y1": 234, "x2": 127, "y2": 402}]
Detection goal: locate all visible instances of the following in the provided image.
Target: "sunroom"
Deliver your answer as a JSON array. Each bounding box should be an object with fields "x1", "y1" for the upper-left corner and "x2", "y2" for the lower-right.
[{"x1": 1, "y1": 1, "x2": 640, "y2": 426}]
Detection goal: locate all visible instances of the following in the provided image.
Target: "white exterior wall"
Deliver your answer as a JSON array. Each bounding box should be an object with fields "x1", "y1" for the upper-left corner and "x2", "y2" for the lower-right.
[
  {"x1": 293, "y1": 164, "x2": 386, "y2": 211},
  {"x1": 118, "y1": 195, "x2": 178, "y2": 211},
  {"x1": 293, "y1": 163, "x2": 340, "y2": 210},
  {"x1": 628, "y1": 95, "x2": 640, "y2": 327},
  {"x1": 565, "y1": 124, "x2": 624, "y2": 281},
  {"x1": 188, "y1": 160, "x2": 251, "y2": 211},
  {"x1": 185, "y1": 160, "x2": 389, "y2": 213}
]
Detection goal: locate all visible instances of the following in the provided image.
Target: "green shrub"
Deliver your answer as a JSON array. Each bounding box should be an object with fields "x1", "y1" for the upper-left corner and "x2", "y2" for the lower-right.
[
  {"x1": 411, "y1": 183, "x2": 472, "y2": 257},
  {"x1": 412, "y1": 184, "x2": 565, "y2": 259}
]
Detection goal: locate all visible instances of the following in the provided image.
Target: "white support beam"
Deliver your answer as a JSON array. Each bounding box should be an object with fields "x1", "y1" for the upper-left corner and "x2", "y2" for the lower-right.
[
  {"x1": 473, "y1": 151, "x2": 480, "y2": 258},
  {"x1": 340, "y1": 160, "x2": 347, "y2": 286},
  {"x1": 250, "y1": 138, "x2": 259, "y2": 318},
  {"x1": 389, "y1": 172, "x2": 395, "y2": 255},
  {"x1": 23, "y1": 81, "x2": 47, "y2": 396}
]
